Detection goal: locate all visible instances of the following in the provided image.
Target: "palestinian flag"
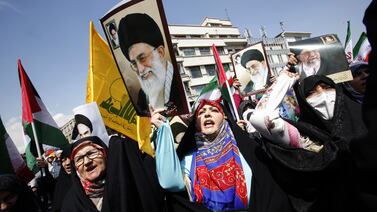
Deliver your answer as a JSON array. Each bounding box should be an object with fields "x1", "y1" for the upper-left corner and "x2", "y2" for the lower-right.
[
  {"x1": 192, "y1": 67, "x2": 234, "y2": 112},
  {"x1": 353, "y1": 32, "x2": 371, "y2": 62},
  {"x1": 212, "y1": 44, "x2": 240, "y2": 120},
  {"x1": 0, "y1": 116, "x2": 34, "y2": 183},
  {"x1": 18, "y1": 59, "x2": 68, "y2": 173}
]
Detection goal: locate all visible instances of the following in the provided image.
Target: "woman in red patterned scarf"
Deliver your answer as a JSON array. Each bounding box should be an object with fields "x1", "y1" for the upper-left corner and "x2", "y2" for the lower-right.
[
  {"x1": 61, "y1": 136, "x2": 107, "y2": 212},
  {"x1": 152, "y1": 99, "x2": 291, "y2": 212}
]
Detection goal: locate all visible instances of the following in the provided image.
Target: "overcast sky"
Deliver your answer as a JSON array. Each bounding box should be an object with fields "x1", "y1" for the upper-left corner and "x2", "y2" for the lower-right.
[{"x1": 0, "y1": 0, "x2": 371, "y2": 152}]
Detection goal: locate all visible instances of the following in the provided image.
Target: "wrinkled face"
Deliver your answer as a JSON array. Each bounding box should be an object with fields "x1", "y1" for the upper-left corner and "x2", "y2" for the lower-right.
[
  {"x1": 74, "y1": 145, "x2": 106, "y2": 182},
  {"x1": 62, "y1": 157, "x2": 71, "y2": 175},
  {"x1": 128, "y1": 43, "x2": 166, "y2": 81},
  {"x1": 195, "y1": 104, "x2": 224, "y2": 136},
  {"x1": 0, "y1": 191, "x2": 18, "y2": 212},
  {"x1": 298, "y1": 49, "x2": 320, "y2": 65},
  {"x1": 77, "y1": 123, "x2": 91, "y2": 138},
  {"x1": 350, "y1": 68, "x2": 369, "y2": 94},
  {"x1": 245, "y1": 60, "x2": 264, "y2": 75}
]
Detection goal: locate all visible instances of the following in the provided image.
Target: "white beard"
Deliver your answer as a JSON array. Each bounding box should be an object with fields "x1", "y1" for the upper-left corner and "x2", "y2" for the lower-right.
[
  {"x1": 137, "y1": 51, "x2": 166, "y2": 109},
  {"x1": 250, "y1": 63, "x2": 268, "y2": 90},
  {"x1": 301, "y1": 58, "x2": 321, "y2": 76}
]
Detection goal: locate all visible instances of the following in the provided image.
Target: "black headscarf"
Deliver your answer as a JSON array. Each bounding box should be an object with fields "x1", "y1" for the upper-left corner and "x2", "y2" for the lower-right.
[
  {"x1": 295, "y1": 75, "x2": 367, "y2": 145},
  {"x1": 0, "y1": 174, "x2": 41, "y2": 212}
]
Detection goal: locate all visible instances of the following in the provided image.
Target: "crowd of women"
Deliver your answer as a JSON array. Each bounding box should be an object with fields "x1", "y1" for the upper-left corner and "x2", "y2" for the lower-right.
[{"x1": 1, "y1": 1, "x2": 377, "y2": 212}]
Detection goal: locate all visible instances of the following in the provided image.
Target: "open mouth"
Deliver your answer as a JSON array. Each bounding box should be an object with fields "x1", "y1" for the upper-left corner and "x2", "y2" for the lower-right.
[
  {"x1": 203, "y1": 120, "x2": 215, "y2": 128},
  {"x1": 85, "y1": 165, "x2": 97, "y2": 173}
]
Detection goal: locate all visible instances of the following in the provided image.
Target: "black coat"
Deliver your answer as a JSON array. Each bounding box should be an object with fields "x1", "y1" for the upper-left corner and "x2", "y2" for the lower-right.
[
  {"x1": 51, "y1": 169, "x2": 72, "y2": 212},
  {"x1": 261, "y1": 75, "x2": 365, "y2": 211},
  {"x1": 61, "y1": 136, "x2": 165, "y2": 212}
]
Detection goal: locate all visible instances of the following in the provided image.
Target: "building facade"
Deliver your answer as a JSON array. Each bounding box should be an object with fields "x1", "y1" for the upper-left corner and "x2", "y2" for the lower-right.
[
  {"x1": 169, "y1": 18, "x2": 311, "y2": 105},
  {"x1": 169, "y1": 18, "x2": 248, "y2": 104},
  {"x1": 59, "y1": 118, "x2": 75, "y2": 143}
]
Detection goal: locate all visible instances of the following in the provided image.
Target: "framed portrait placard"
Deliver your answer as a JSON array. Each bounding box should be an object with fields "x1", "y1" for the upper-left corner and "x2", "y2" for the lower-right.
[
  {"x1": 101, "y1": 0, "x2": 189, "y2": 116},
  {"x1": 231, "y1": 42, "x2": 271, "y2": 95},
  {"x1": 289, "y1": 34, "x2": 352, "y2": 83}
]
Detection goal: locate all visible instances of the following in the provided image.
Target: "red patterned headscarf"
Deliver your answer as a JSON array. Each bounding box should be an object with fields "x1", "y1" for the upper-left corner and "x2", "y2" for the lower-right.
[{"x1": 195, "y1": 99, "x2": 224, "y2": 118}]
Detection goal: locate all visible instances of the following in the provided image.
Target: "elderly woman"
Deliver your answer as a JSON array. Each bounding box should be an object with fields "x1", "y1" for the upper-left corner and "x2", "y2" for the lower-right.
[
  {"x1": 152, "y1": 100, "x2": 292, "y2": 211},
  {"x1": 246, "y1": 55, "x2": 367, "y2": 211},
  {"x1": 61, "y1": 136, "x2": 107, "y2": 212}
]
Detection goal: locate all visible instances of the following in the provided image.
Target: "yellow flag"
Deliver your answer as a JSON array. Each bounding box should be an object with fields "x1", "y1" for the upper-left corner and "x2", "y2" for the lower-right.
[{"x1": 86, "y1": 21, "x2": 153, "y2": 156}]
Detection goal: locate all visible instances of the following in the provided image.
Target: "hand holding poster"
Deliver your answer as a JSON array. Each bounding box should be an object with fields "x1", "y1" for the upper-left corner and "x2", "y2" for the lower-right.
[
  {"x1": 231, "y1": 42, "x2": 271, "y2": 95},
  {"x1": 289, "y1": 34, "x2": 352, "y2": 83},
  {"x1": 101, "y1": 0, "x2": 189, "y2": 117}
]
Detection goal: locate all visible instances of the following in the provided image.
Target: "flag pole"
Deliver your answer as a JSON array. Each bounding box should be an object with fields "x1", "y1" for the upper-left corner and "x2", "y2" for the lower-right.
[
  {"x1": 224, "y1": 80, "x2": 240, "y2": 122},
  {"x1": 30, "y1": 120, "x2": 45, "y2": 177}
]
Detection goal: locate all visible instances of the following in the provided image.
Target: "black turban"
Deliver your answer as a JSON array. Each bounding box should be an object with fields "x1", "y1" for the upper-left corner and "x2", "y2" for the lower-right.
[
  {"x1": 118, "y1": 13, "x2": 164, "y2": 61},
  {"x1": 241, "y1": 49, "x2": 264, "y2": 68},
  {"x1": 71, "y1": 114, "x2": 93, "y2": 140}
]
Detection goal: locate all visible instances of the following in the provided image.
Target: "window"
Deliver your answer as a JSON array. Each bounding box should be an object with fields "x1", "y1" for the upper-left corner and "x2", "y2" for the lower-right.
[
  {"x1": 189, "y1": 66, "x2": 202, "y2": 78},
  {"x1": 181, "y1": 48, "x2": 196, "y2": 56},
  {"x1": 199, "y1": 47, "x2": 211, "y2": 56},
  {"x1": 216, "y1": 47, "x2": 225, "y2": 55},
  {"x1": 205, "y1": 65, "x2": 216, "y2": 76}
]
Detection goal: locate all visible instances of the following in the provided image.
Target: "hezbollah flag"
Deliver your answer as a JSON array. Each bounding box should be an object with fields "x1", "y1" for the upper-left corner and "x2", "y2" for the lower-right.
[
  {"x1": 18, "y1": 59, "x2": 68, "y2": 173},
  {"x1": 86, "y1": 21, "x2": 153, "y2": 156},
  {"x1": 0, "y1": 116, "x2": 34, "y2": 183}
]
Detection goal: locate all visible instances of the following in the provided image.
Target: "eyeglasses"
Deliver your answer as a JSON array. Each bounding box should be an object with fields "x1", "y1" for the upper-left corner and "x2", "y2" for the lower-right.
[
  {"x1": 129, "y1": 47, "x2": 157, "y2": 72},
  {"x1": 74, "y1": 149, "x2": 101, "y2": 167}
]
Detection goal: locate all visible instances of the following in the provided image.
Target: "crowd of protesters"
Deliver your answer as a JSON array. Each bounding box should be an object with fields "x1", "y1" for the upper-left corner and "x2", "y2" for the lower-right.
[{"x1": 2, "y1": 1, "x2": 377, "y2": 212}]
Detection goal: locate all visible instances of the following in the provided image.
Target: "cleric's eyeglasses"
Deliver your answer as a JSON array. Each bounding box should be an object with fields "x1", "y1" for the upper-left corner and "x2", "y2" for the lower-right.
[{"x1": 129, "y1": 47, "x2": 157, "y2": 72}]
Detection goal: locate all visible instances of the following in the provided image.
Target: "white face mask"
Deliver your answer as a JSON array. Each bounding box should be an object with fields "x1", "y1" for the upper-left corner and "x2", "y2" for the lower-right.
[{"x1": 306, "y1": 90, "x2": 336, "y2": 120}]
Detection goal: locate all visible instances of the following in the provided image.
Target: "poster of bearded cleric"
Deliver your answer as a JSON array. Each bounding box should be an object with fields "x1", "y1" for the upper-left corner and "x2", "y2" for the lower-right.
[
  {"x1": 289, "y1": 34, "x2": 352, "y2": 83},
  {"x1": 231, "y1": 42, "x2": 271, "y2": 94},
  {"x1": 101, "y1": 0, "x2": 189, "y2": 116}
]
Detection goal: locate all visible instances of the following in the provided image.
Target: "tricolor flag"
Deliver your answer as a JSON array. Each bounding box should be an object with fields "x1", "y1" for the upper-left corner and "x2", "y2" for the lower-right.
[
  {"x1": 353, "y1": 32, "x2": 371, "y2": 62},
  {"x1": 0, "y1": 117, "x2": 34, "y2": 183},
  {"x1": 18, "y1": 59, "x2": 68, "y2": 173},
  {"x1": 211, "y1": 44, "x2": 240, "y2": 121},
  {"x1": 86, "y1": 21, "x2": 153, "y2": 156},
  {"x1": 344, "y1": 21, "x2": 353, "y2": 63}
]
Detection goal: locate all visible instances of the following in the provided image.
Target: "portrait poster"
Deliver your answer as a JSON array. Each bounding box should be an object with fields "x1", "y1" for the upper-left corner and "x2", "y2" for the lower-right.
[
  {"x1": 231, "y1": 42, "x2": 271, "y2": 95},
  {"x1": 72, "y1": 102, "x2": 110, "y2": 146},
  {"x1": 101, "y1": 0, "x2": 189, "y2": 117},
  {"x1": 289, "y1": 34, "x2": 352, "y2": 83}
]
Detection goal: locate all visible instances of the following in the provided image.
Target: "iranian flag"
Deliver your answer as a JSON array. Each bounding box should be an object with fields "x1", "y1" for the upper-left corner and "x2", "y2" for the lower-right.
[
  {"x1": 18, "y1": 59, "x2": 68, "y2": 173},
  {"x1": 353, "y1": 32, "x2": 371, "y2": 62},
  {"x1": 344, "y1": 21, "x2": 353, "y2": 63},
  {"x1": 0, "y1": 117, "x2": 34, "y2": 183}
]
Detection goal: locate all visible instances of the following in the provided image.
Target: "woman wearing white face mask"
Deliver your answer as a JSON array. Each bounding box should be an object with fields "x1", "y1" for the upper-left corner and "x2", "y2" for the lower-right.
[{"x1": 246, "y1": 54, "x2": 367, "y2": 212}]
